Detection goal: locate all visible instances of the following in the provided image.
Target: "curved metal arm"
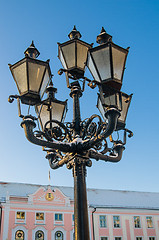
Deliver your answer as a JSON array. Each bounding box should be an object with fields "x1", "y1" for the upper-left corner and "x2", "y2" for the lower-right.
[
  {"x1": 89, "y1": 143, "x2": 125, "y2": 163},
  {"x1": 46, "y1": 152, "x2": 73, "y2": 169},
  {"x1": 21, "y1": 118, "x2": 75, "y2": 153},
  {"x1": 82, "y1": 108, "x2": 120, "y2": 151}
]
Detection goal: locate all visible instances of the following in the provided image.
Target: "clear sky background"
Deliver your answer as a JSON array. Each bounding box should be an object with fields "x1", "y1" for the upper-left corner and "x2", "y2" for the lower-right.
[{"x1": 0, "y1": 0, "x2": 159, "y2": 192}]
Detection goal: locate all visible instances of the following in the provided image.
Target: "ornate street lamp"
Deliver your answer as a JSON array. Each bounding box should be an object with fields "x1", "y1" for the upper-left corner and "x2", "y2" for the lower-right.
[
  {"x1": 87, "y1": 27, "x2": 129, "y2": 94},
  {"x1": 8, "y1": 27, "x2": 133, "y2": 240}
]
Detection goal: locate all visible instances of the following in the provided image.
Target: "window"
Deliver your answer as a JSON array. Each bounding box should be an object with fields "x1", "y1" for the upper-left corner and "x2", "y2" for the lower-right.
[
  {"x1": 15, "y1": 230, "x2": 24, "y2": 240},
  {"x1": 72, "y1": 214, "x2": 74, "y2": 221},
  {"x1": 16, "y1": 212, "x2": 25, "y2": 219},
  {"x1": 101, "y1": 237, "x2": 108, "y2": 240},
  {"x1": 35, "y1": 230, "x2": 44, "y2": 240},
  {"x1": 115, "y1": 238, "x2": 121, "y2": 240},
  {"x1": 36, "y1": 212, "x2": 44, "y2": 220},
  {"x1": 134, "y1": 216, "x2": 141, "y2": 228},
  {"x1": 55, "y1": 213, "x2": 63, "y2": 221},
  {"x1": 146, "y1": 216, "x2": 153, "y2": 228},
  {"x1": 136, "y1": 238, "x2": 142, "y2": 240},
  {"x1": 99, "y1": 215, "x2": 106, "y2": 228},
  {"x1": 113, "y1": 216, "x2": 120, "y2": 228},
  {"x1": 149, "y1": 238, "x2": 155, "y2": 240},
  {"x1": 55, "y1": 231, "x2": 63, "y2": 240}
]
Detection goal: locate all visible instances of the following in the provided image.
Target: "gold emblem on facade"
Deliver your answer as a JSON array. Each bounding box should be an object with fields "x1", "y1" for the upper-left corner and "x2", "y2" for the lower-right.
[{"x1": 45, "y1": 192, "x2": 54, "y2": 201}]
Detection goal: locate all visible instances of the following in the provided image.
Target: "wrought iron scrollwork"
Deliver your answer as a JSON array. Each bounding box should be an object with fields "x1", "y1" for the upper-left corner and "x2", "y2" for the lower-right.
[{"x1": 43, "y1": 120, "x2": 72, "y2": 142}]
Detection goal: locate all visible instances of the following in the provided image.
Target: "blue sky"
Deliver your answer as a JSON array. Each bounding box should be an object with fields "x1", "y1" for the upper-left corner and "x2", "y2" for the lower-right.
[{"x1": 0, "y1": 0, "x2": 159, "y2": 192}]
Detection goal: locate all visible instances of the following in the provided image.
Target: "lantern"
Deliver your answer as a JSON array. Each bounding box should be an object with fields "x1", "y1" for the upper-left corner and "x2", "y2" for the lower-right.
[
  {"x1": 9, "y1": 41, "x2": 51, "y2": 105},
  {"x1": 35, "y1": 81, "x2": 67, "y2": 131},
  {"x1": 87, "y1": 27, "x2": 129, "y2": 94},
  {"x1": 58, "y1": 26, "x2": 92, "y2": 83},
  {"x1": 97, "y1": 90, "x2": 132, "y2": 130}
]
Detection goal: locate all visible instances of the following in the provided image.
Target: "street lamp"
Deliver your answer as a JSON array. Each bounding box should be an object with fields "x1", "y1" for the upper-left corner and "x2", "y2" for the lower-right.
[{"x1": 8, "y1": 26, "x2": 133, "y2": 240}]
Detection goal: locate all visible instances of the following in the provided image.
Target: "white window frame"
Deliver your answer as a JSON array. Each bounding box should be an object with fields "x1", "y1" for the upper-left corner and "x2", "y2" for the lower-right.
[
  {"x1": 15, "y1": 211, "x2": 26, "y2": 224},
  {"x1": 146, "y1": 216, "x2": 154, "y2": 229},
  {"x1": 99, "y1": 215, "x2": 107, "y2": 228},
  {"x1": 113, "y1": 215, "x2": 121, "y2": 228},
  {"x1": 101, "y1": 237, "x2": 109, "y2": 240},
  {"x1": 136, "y1": 237, "x2": 143, "y2": 240},
  {"x1": 134, "y1": 216, "x2": 141, "y2": 228},
  {"x1": 148, "y1": 237, "x2": 156, "y2": 240},
  {"x1": 114, "y1": 237, "x2": 122, "y2": 240}
]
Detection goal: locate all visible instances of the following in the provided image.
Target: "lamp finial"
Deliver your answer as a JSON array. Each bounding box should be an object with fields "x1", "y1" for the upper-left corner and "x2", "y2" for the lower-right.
[
  {"x1": 68, "y1": 26, "x2": 82, "y2": 40},
  {"x1": 24, "y1": 41, "x2": 40, "y2": 58},
  {"x1": 96, "y1": 27, "x2": 112, "y2": 44}
]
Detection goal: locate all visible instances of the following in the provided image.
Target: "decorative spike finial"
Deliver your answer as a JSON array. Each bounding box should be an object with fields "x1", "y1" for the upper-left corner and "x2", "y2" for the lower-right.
[
  {"x1": 68, "y1": 26, "x2": 82, "y2": 40},
  {"x1": 24, "y1": 41, "x2": 40, "y2": 58},
  {"x1": 96, "y1": 27, "x2": 112, "y2": 45}
]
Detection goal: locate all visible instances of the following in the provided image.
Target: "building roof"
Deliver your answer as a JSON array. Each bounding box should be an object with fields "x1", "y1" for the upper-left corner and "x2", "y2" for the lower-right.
[{"x1": 0, "y1": 181, "x2": 159, "y2": 210}]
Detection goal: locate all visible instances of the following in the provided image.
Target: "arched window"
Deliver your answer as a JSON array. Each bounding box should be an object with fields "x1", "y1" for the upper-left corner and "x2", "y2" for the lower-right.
[
  {"x1": 35, "y1": 230, "x2": 44, "y2": 240},
  {"x1": 15, "y1": 230, "x2": 24, "y2": 240},
  {"x1": 55, "y1": 231, "x2": 63, "y2": 240}
]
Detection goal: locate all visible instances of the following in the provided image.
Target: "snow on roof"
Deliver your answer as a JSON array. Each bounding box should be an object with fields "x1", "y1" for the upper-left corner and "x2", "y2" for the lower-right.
[{"x1": 0, "y1": 181, "x2": 159, "y2": 210}]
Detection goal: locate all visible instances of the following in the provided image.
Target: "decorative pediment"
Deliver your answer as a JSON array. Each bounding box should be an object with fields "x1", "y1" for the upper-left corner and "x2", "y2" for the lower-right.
[{"x1": 28, "y1": 186, "x2": 70, "y2": 206}]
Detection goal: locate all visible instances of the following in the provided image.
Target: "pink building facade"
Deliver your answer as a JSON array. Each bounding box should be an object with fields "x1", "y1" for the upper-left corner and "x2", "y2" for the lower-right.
[{"x1": 0, "y1": 182, "x2": 159, "y2": 240}]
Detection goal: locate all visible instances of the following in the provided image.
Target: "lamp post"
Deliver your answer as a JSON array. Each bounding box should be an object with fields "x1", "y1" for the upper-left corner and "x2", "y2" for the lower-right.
[{"x1": 8, "y1": 26, "x2": 133, "y2": 240}]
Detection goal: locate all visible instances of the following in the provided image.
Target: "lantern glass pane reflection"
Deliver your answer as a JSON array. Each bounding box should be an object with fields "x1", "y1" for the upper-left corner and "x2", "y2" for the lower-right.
[
  {"x1": 112, "y1": 46, "x2": 127, "y2": 80},
  {"x1": 28, "y1": 62, "x2": 45, "y2": 94},
  {"x1": 61, "y1": 42, "x2": 76, "y2": 69},
  {"x1": 90, "y1": 47, "x2": 111, "y2": 81},
  {"x1": 36, "y1": 101, "x2": 67, "y2": 130},
  {"x1": 11, "y1": 61, "x2": 27, "y2": 95}
]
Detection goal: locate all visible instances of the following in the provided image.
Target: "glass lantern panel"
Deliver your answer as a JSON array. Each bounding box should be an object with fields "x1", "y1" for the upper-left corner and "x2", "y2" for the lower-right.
[
  {"x1": 104, "y1": 94, "x2": 117, "y2": 107},
  {"x1": 77, "y1": 42, "x2": 89, "y2": 69},
  {"x1": 87, "y1": 53, "x2": 100, "y2": 82},
  {"x1": 39, "y1": 68, "x2": 50, "y2": 98},
  {"x1": 36, "y1": 102, "x2": 66, "y2": 130},
  {"x1": 112, "y1": 47, "x2": 126, "y2": 80},
  {"x1": 11, "y1": 62, "x2": 27, "y2": 95},
  {"x1": 97, "y1": 96, "x2": 106, "y2": 121},
  {"x1": 61, "y1": 42, "x2": 75, "y2": 69},
  {"x1": 28, "y1": 62, "x2": 45, "y2": 93},
  {"x1": 51, "y1": 102, "x2": 66, "y2": 123},
  {"x1": 59, "y1": 48, "x2": 67, "y2": 69},
  {"x1": 92, "y1": 47, "x2": 111, "y2": 81},
  {"x1": 119, "y1": 94, "x2": 129, "y2": 123}
]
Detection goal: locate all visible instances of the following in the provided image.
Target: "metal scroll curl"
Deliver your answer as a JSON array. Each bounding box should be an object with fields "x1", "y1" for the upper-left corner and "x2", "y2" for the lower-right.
[
  {"x1": 81, "y1": 114, "x2": 104, "y2": 140},
  {"x1": 43, "y1": 120, "x2": 72, "y2": 142}
]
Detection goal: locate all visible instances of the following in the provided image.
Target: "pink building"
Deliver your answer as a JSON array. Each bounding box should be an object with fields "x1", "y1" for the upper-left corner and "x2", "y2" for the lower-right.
[{"x1": 0, "y1": 182, "x2": 159, "y2": 240}]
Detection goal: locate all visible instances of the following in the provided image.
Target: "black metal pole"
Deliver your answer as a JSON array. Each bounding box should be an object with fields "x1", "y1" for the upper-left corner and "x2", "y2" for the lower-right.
[
  {"x1": 69, "y1": 82, "x2": 90, "y2": 240},
  {"x1": 71, "y1": 157, "x2": 90, "y2": 240}
]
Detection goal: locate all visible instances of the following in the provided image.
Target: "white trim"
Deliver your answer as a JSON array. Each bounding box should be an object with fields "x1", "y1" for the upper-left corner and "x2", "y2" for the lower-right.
[
  {"x1": 32, "y1": 226, "x2": 47, "y2": 239},
  {"x1": 52, "y1": 227, "x2": 66, "y2": 240},
  {"x1": 12, "y1": 225, "x2": 28, "y2": 240},
  {"x1": 2, "y1": 206, "x2": 10, "y2": 240}
]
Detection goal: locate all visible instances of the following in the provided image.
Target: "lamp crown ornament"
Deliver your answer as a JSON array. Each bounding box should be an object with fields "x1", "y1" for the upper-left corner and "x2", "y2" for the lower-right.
[
  {"x1": 68, "y1": 25, "x2": 82, "y2": 40},
  {"x1": 24, "y1": 40, "x2": 40, "y2": 58},
  {"x1": 96, "y1": 27, "x2": 112, "y2": 44}
]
